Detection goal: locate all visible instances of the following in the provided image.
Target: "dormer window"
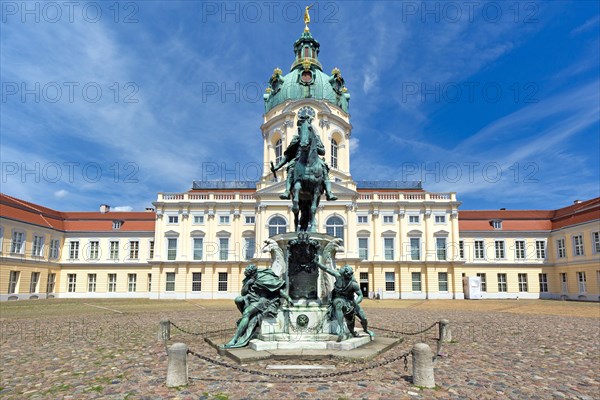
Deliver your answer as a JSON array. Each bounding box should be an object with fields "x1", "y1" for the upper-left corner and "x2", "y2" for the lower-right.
[
  {"x1": 491, "y1": 220, "x2": 502, "y2": 230},
  {"x1": 112, "y1": 220, "x2": 123, "y2": 229}
]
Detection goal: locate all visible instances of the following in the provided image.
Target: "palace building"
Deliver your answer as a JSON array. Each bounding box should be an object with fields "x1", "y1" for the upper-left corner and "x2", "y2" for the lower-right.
[{"x1": 1, "y1": 28, "x2": 599, "y2": 302}]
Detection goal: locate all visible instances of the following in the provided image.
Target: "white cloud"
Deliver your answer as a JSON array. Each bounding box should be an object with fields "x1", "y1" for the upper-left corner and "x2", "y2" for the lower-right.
[
  {"x1": 112, "y1": 206, "x2": 133, "y2": 212},
  {"x1": 54, "y1": 190, "x2": 68, "y2": 198}
]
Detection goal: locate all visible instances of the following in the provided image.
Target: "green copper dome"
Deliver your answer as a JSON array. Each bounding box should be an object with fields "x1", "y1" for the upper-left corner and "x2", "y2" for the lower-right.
[{"x1": 263, "y1": 31, "x2": 350, "y2": 114}]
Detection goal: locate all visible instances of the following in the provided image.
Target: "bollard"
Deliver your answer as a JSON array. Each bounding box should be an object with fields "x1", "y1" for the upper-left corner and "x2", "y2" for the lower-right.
[
  {"x1": 439, "y1": 319, "x2": 451, "y2": 343},
  {"x1": 158, "y1": 319, "x2": 171, "y2": 341},
  {"x1": 412, "y1": 343, "x2": 435, "y2": 388},
  {"x1": 166, "y1": 343, "x2": 188, "y2": 387}
]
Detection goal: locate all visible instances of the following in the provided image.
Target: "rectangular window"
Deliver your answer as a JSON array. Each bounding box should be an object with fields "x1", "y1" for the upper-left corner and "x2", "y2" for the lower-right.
[
  {"x1": 11, "y1": 231, "x2": 25, "y2": 254},
  {"x1": 245, "y1": 215, "x2": 255, "y2": 224},
  {"x1": 109, "y1": 241, "x2": 119, "y2": 260},
  {"x1": 411, "y1": 272, "x2": 422, "y2": 292},
  {"x1": 573, "y1": 235, "x2": 584, "y2": 256},
  {"x1": 384, "y1": 237, "x2": 394, "y2": 260},
  {"x1": 492, "y1": 220, "x2": 503, "y2": 229},
  {"x1": 149, "y1": 240, "x2": 154, "y2": 259},
  {"x1": 108, "y1": 273, "x2": 117, "y2": 292},
  {"x1": 358, "y1": 238, "x2": 369, "y2": 260},
  {"x1": 477, "y1": 273, "x2": 487, "y2": 292},
  {"x1": 8, "y1": 271, "x2": 20, "y2": 294},
  {"x1": 218, "y1": 272, "x2": 228, "y2": 292},
  {"x1": 89, "y1": 240, "x2": 99, "y2": 260},
  {"x1": 459, "y1": 240, "x2": 465, "y2": 259},
  {"x1": 410, "y1": 237, "x2": 420, "y2": 261},
  {"x1": 193, "y1": 238, "x2": 203, "y2": 260},
  {"x1": 408, "y1": 214, "x2": 420, "y2": 224},
  {"x1": 46, "y1": 273, "x2": 56, "y2": 293},
  {"x1": 577, "y1": 271, "x2": 586, "y2": 293},
  {"x1": 112, "y1": 220, "x2": 122, "y2": 229},
  {"x1": 556, "y1": 238, "x2": 566, "y2": 258},
  {"x1": 148, "y1": 273, "x2": 152, "y2": 292},
  {"x1": 515, "y1": 240, "x2": 526, "y2": 260},
  {"x1": 592, "y1": 232, "x2": 600, "y2": 254},
  {"x1": 168, "y1": 215, "x2": 179, "y2": 224},
  {"x1": 219, "y1": 238, "x2": 229, "y2": 261},
  {"x1": 192, "y1": 272, "x2": 202, "y2": 292},
  {"x1": 357, "y1": 215, "x2": 368, "y2": 224},
  {"x1": 49, "y1": 239, "x2": 60, "y2": 259},
  {"x1": 129, "y1": 241, "x2": 139, "y2": 259},
  {"x1": 497, "y1": 273, "x2": 507, "y2": 292},
  {"x1": 193, "y1": 215, "x2": 204, "y2": 224},
  {"x1": 67, "y1": 273, "x2": 77, "y2": 292},
  {"x1": 69, "y1": 241, "x2": 80, "y2": 259},
  {"x1": 219, "y1": 215, "x2": 230, "y2": 224},
  {"x1": 474, "y1": 240, "x2": 485, "y2": 259},
  {"x1": 88, "y1": 274, "x2": 97, "y2": 292},
  {"x1": 29, "y1": 272, "x2": 40, "y2": 293},
  {"x1": 438, "y1": 272, "x2": 448, "y2": 291},
  {"x1": 434, "y1": 215, "x2": 446, "y2": 224},
  {"x1": 383, "y1": 215, "x2": 394, "y2": 224},
  {"x1": 128, "y1": 274, "x2": 137, "y2": 292},
  {"x1": 167, "y1": 238, "x2": 177, "y2": 260},
  {"x1": 385, "y1": 271, "x2": 395, "y2": 291},
  {"x1": 165, "y1": 272, "x2": 175, "y2": 291},
  {"x1": 436, "y1": 238, "x2": 447, "y2": 261},
  {"x1": 535, "y1": 240, "x2": 546, "y2": 259},
  {"x1": 32, "y1": 235, "x2": 44, "y2": 257},
  {"x1": 245, "y1": 237, "x2": 255, "y2": 261},
  {"x1": 494, "y1": 240, "x2": 505, "y2": 259},
  {"x1": 518, "y1": 273, "x2": 528, "y2": 292},
  {"x1": 539, "y1": 273, "x2": 548, "y2": 293}
]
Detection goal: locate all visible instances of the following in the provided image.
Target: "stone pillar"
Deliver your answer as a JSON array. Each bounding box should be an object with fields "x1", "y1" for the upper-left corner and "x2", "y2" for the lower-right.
[
  {"x1": 412, "y1": 343, "x2": 435, "y2": 388},
  {"x1": 439, "y1": 319, "x2": 451, "y2": 343},
  {"x1": 166, "y1": 343, "x2": 188, "y2": 387},
  {"x1": 158, "y1": 319, "x2": 171, "y2": 341}
]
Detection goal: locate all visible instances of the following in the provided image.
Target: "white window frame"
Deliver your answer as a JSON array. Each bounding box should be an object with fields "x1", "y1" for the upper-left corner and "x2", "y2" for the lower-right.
[
  {"x1": 165, "y1": 272, "x2": 176, "y2": 291},
  {"x1": 382, "y1": 214, "x2": 394, "y2": 224},
  {"x1": 492, "y1": 220, "x2": 502, "y2": 230},
  {"x1": 244, "y1": 237, "x2": 255, "y2": 261},
  {"x1": 325, "y1": 216, "x2": 345, "y2": 243},
  {"x1": 434, "y1": 213, "x2": 446, "y2": 224},
  {"x1": 149, "y1": 240, "x2": 155, "y2": 259},
  {"x1": 592, "y1": 231, "x2": 600, "y2": 254},
  {"x1": 11, "y1": 230, "x2": 25, "y2": 254},
  {"x1": 167, "y1": 213, "x2": 179, "y2": 225},
  {"x1": 556, "y1": 238, "x2": 566, "y2": 258},
  {"x1": 244, "y1": 215, "x2": 256, "y2": 225},
  {"x1": 459, "y1": 240, "x2": 465, "y2": 259},
  {"x1": 560, "y1": 273, "x2": 568, "y2": 293},
  {"x1": 69, "y1": 240, "x2": 80, "y2": 260},
  {"x1": 219, "y1": 238, "x2": 229, "y2": 261},
  {"x1": 539, "y1": 273, "x2": 548, "y2": 293},
  {"x1": 88, "y1": 273, "x2": 97, "y2": 292},
  {"x1": 129, "y1": 240, "x2": 140, "y2": 260},
  {"x1": 330, "y1": 138, "x2": 338, "y2": 169},
  {"x1": 49, "y1": 239, "x2": 60, "y2": 259},
  {"x1": 46, "y1": 273, "x2": 56, "y2": 293},
  {"x1": 108, "y1": 273, "x2": 117, "y2": 292},
  {"x1": 477, "y1": 273, "x2": 487, "y2": 292},
  {"x1": 218, "y1": 214, "x2": 231, "y2": 225},
  {"x1": 109, "y1": 240, "x2": 119, "y2": 260},
  {"x1": 436, "y1": 237, "x2": 447, "y2": 261},
  {"x1": 192, "y1": 213, "x2": 205, "y2": 225},
  {"x1": 32, "y1": 234, "x2": 45, "y2": 257},
  {"x1": 494, "y1": 240, "x2": 506, "y2": 259},
  {"x1": 0, "y1": 226, "x2": 4, "y2": 253},
  {"x1": 409, "y1": 237, "x2": 421, "y2": 261},
  {"x1": 218, "y1": 272, "x2": 228, "y2": 292},
  {"x1": 128, "y1": 273, "x2": 137, "y2": 292},
  {"x1": 192, "y1": 272, "x2": 202, "y2": 292},
  {"x1": 474, "y1": 240, "x2": 485, "y2": 260},
  {"x1": 112, "y1": 220, "x2": 122, "y2": 229},
  {"x1": 438, "y1": 272, "x2": 448, "y2": 292},
  {"x1": 8, "y1": 271, "x2": 20, "y2": 294},
  {"x1": 29, "y1": 272, "x2": 40, "y2": 293},
  {"x1": 88, "y1": 240, "x2": 100, "y2": 260},
  {"x1": 535, "y1": 240, "x2": 546, "y2": 259},
  {"x1": 67, "y1": 273, "x2": 77, "y2": 292},
  {"x1": 268, "y1": 215, "x2": 288, "y2": 237},
  {"x1": 497, "y1": 273, "x2": 507, "y2": 292},
  {"x1": 383, "y1": 237, "x2": 395, "y2": 261},
  {"x1": 518, "y1": 273, "x2": 528, "y2": 292},
  {"x1": 408, "y1": 213, "x2": 420, "y2": 225},
  {"x1": 358, "y1": 237, "x2": 369, "y2": 260},
  {"x1": 193, "y1": 237, "x2": 203, "y2": 261},
  {"x1": 411, "y1": 272, "x2": 422, "y2": 292},
  {"x1": 357, "y1": 214, "x2": 369, "y2": 224},
  {"x1": 514, "y1": 240, "x2": 526, "y2": 260},
  {"x1": 385, "y1": 271, "x2": 395, "y2": 291},
  {"x1": 167, "y1": 238, "x2": 178, "y2": 261},
  {"x1": 572, "y1": 234, "x2": 584, "y2": 256}
]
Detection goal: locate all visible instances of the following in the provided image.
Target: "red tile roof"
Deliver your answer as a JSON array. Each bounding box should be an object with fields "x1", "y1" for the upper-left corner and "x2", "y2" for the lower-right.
[{"x1": 0, "y1": 193, "x2": 155, "y2": 232}]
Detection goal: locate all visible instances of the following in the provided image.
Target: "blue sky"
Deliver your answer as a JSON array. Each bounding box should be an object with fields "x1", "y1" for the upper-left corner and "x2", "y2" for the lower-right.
[{"x1": 1, "y1": 1, "x2": 598, "y2": 211}]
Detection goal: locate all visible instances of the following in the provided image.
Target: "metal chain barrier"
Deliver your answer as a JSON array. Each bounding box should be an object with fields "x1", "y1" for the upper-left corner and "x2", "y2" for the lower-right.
[
  {"x1": 186, "y1": 347, "x2": 412, "y2": 381},
  {"x1": 169, "y1": 321, "x2": 236, "y2": 338},
  {"x1": 371, "y1": 321, "x2": 439, "y2": 336}
]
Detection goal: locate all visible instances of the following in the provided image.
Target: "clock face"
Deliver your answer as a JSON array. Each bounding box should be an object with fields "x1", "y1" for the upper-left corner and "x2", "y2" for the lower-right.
[{"x1": 301, "y1": 71, "x2": 313, "y2": 83}]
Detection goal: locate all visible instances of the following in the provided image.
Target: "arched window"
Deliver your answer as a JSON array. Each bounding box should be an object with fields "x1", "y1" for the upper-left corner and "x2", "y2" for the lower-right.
[
  {"x1": 275, "y1": 138, "x2": 282, "y2": 164},
  {"x1": 326, "y1": 216, "x2": 344, "y2": 243},
  {"x1": 330, "y1": 139, "x2": 338, "y2": 169},
  {"x1": 268, "y1": 216, "x2": 287, "y2": 237}
]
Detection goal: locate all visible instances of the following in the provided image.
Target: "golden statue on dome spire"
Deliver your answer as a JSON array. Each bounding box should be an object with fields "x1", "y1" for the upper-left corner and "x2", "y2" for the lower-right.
[{"x1": 304, "y1": 4, "x2": 314, "y2": 32}]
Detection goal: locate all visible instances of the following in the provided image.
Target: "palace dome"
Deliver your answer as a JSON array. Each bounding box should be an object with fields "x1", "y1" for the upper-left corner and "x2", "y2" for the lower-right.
[{"x1": 263, "y1": 30, "x2": 350, "y2": 114}]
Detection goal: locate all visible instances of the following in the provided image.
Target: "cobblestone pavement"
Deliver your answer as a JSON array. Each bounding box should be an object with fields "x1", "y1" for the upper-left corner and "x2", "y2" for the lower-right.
[{"x1": 1, "y1": 301, "x2": 598, "y2": 399}]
